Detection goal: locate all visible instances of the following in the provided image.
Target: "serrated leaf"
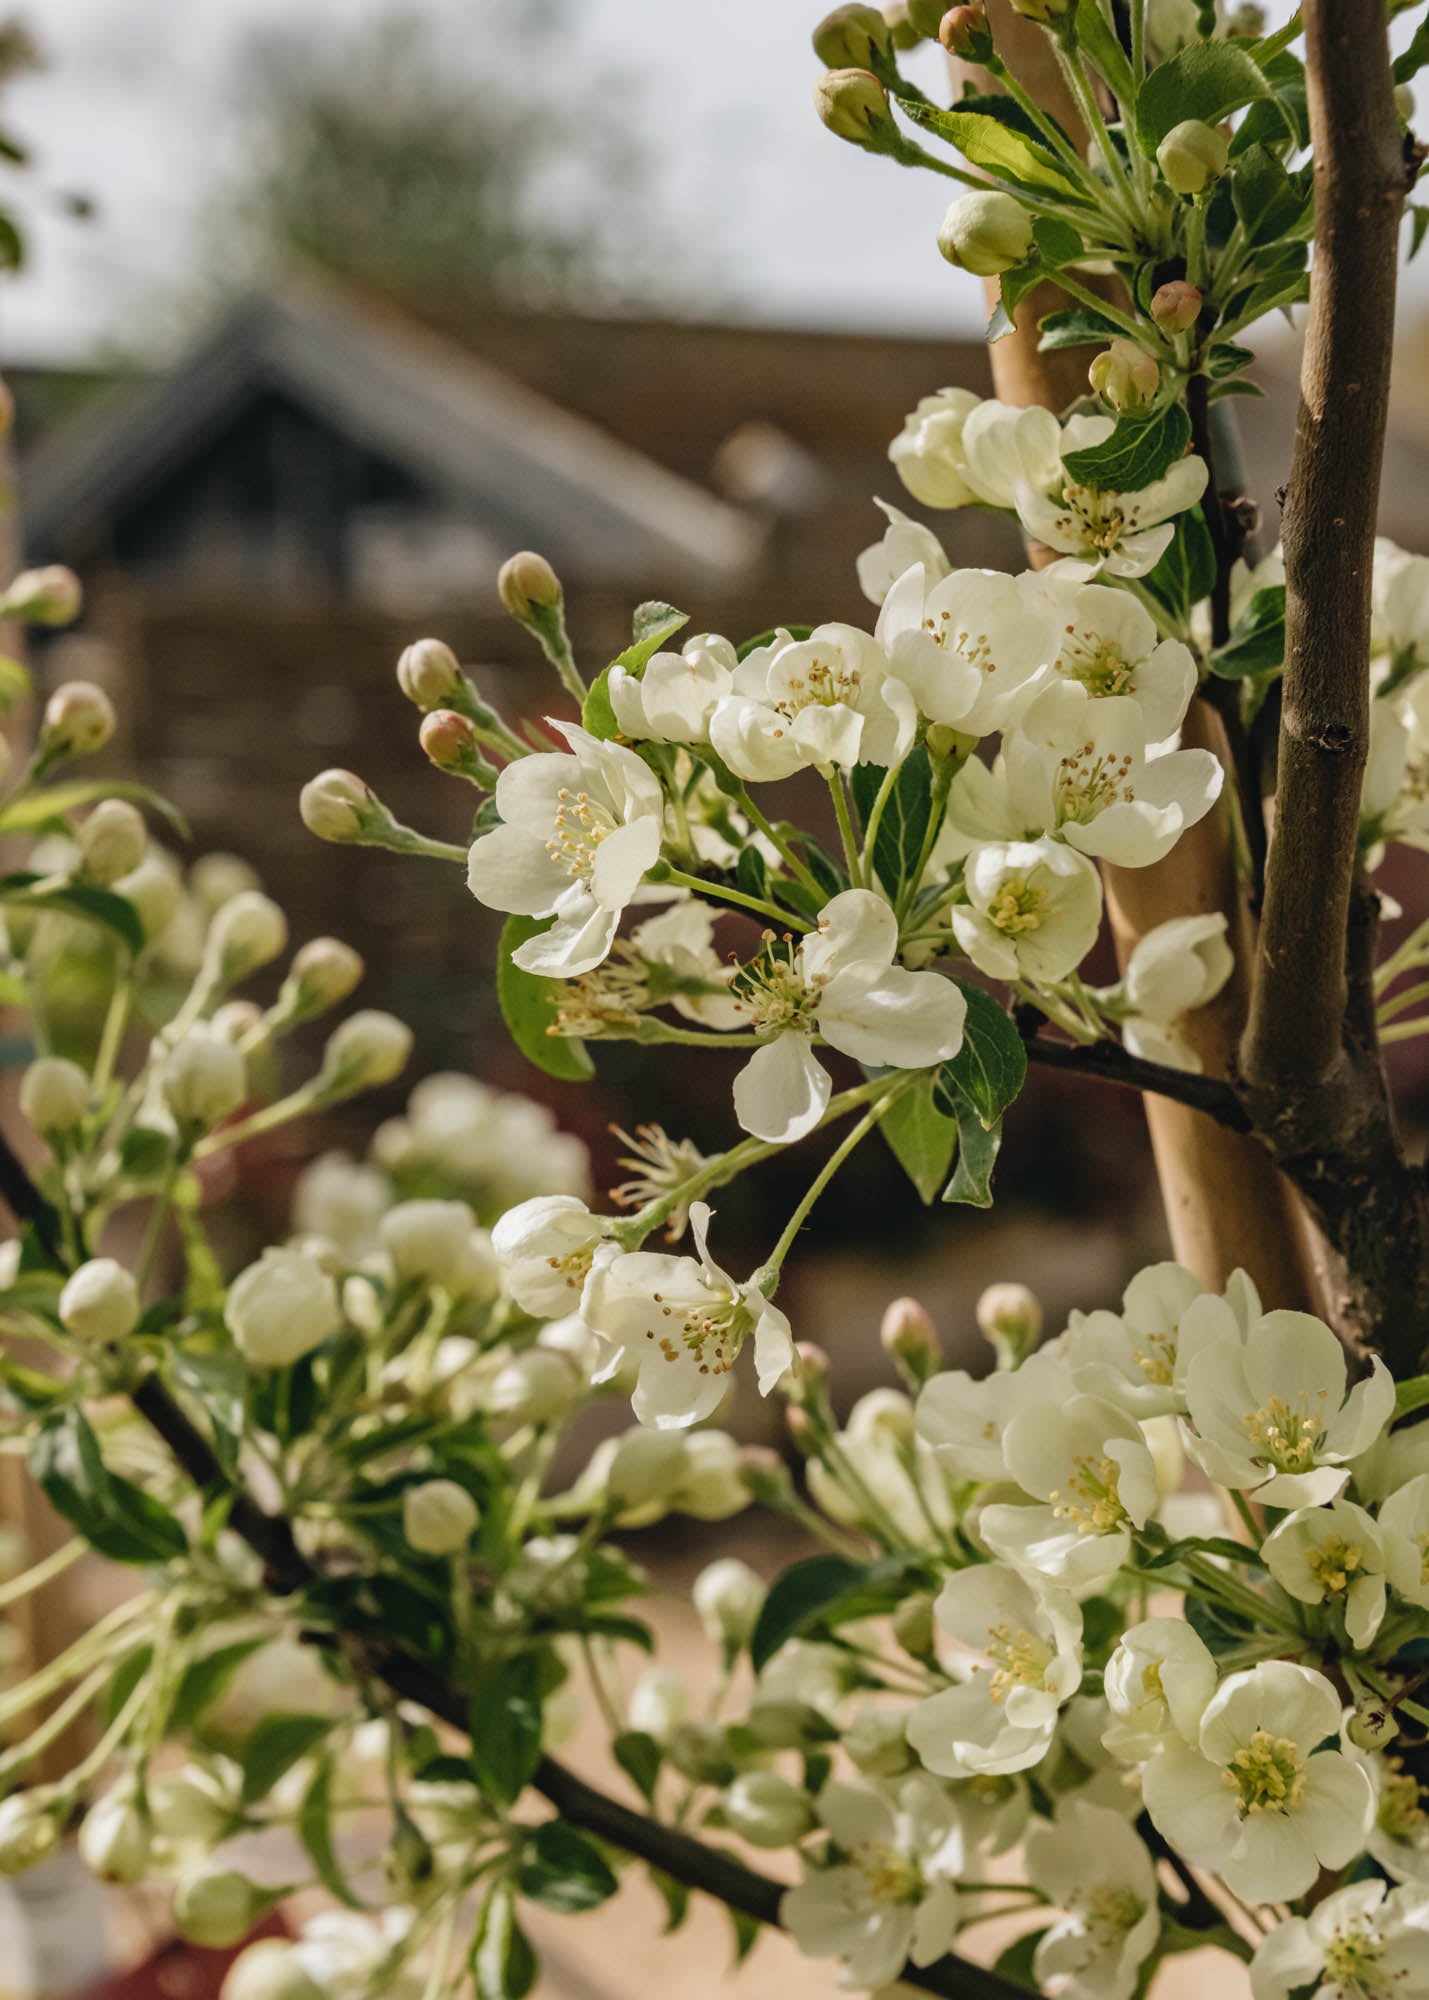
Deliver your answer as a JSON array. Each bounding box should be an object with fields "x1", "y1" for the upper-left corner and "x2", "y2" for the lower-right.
[
  {"x1": 580, "y1": 605, "x2": 690, "y2": 742},
  {"x1": 1136, "y1": 41, "x2": 1272, "y2": 153},
  {"x1": 897, "y1": 98, "x2": 1082, "y2": 197},
  {"x1": 516, "y1": 1822, "x2": 618, "y2": 1912},
  {"x1": 850, "y1": 748, "x2": 933, "y2": 897},
  {"x1": 1208, "y1": 585, "x2": 1286, "y2": 680},
  {"x1": 470, "y1": 1653, "x2": 544, "y2": 1808},
  {"x1": 942, "y1": 1098, "x2": 1002, "y2": 1208},
  {"x1": 1038, "y1": 305, "x2": 1128, "y2": 351},
  {"x1": 876, "y1": 1072, "x2": 958, "y2": 1206},
  {"x1": 1062, "y1": 404, "x2": 1192, "y2": 494},
  {"x1": 496, "y1": 914, "x2": 595, "y2": 1083},
  {"x1": 1140, "y1": 511, "x2": 1217, "y2": 624},
  {"x1": 1032, "y1": 215, "x2": 1084, "y2": 267},
  {"x1": 936, "y1": 984, "x2": 1027, "y2": 1129}
]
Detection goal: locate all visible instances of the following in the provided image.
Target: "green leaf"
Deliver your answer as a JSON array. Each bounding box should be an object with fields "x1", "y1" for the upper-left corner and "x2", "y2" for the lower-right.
[
  {"x1": 0, "y1": 655, "x2": 30, "y2": 716},
  {"x1": 750, "y1": 1554, "x2": 934, "y2": 1671},
  {"x1": 299, "y1": 1756, "x2": 365, "y2": 1908},
  {"x1": 470, "y1": 1654, "x2": 544, "y2": 1808},
  {"x1": 31, "y1": 1410, "x2": 188, "y2": 1565},
  {"x1": 729, "y1": 1909, "x2": 763, "y2": 1967},
  {"x1": 169, "y1": 1348, "x2": 247, "y2": 1478},
  {"x1": 1230, "y1": 145, "x2": 1311, "y2": 245},
  {"x1": 1208, "y1": 585, "x2": 1286, "y2": 680},
  {"x1": 1140, "y1": 511, "x2": 1217, "y2": 624},
  {"x1": 612, "y1": 1730, "x2": 662, "y2": 1803},
  {"x1": 168, "y1": 1638, "x2": 266, "y2": 1731},
  {"x1": 496, "y1": 914, "x2": 595, "y2": 1083},
  {"x1": 1410, "y1": 206, "x2": 1429, "y2": 262},
  {"x1": 0, "y1": 215, "x2": 23, "y2": 272},
  {"x1": 897, "y1": 98, "x2": 1082, "y2": 197},
  {"x1": 0, "y1": 874, "x2": 144, "y2": 955},
  {"x1": 649, "y1": 1867, "x2": 691, "y2": 1934},
  {"x1": 942, "y1": 1099, "x2": 1002, "y2": 1209},
  {"x1": 1396, "y1": 16, "x2": 1429, "y2": 83},
  {"x1": 1062, "y1": 404, "x2": 1192, "y2": 494},
  {"x1": 1136, "y1": 41, "x2": 1272, "y2": 153},
  {"x1": 0, "y1": 780, "x2": 189, "y2": 841},
  {"x1": 1141, "y1": 1534, "x2": 1266, "y2": 1571},
  {"x1": 876, "y1": 1072, "x2": 959, "y2": 1206},
  {"x1": 1032, "y1": 215, "x2": 1084, "y2": 268},
  {"x1": 516, "y1": 1822, "x2": 618, "y2": 1913},
  {"x1": 936, "y1": 983, "x2": 1027, "y2": 1129},
  {"x1": 580, "y1": 603, "x2": 690, "y2": 742},
  {"x1": 238, "y1": 1712, "x2": 335, "y2": 1806},
  {"x1": 850, "y1": 748, "x2": 933, "y2": 897},
  {"x1": 1074, "y1": 0, "x2": 1136, "y2": 101},
  {"x1": 1038, "y1": 305, "x2": 1129, "y2": 351},
  {"x1": 472, "y1": 1883, "x2": 538, "y2": 2000},
  {"x1": 993, "y1": 1926, "x2": 1053, "y2": 1989}
]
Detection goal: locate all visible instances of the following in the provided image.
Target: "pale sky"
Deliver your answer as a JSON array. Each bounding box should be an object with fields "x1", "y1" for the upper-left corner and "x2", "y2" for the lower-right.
[{"x1": 4, "y1": 0, "x2": 1426, "y2": 367}]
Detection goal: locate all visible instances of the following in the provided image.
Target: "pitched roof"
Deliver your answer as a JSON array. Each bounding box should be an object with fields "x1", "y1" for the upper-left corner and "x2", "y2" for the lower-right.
[{"x1": 21, "y1": 279, "x2": 763, "y2": 585}]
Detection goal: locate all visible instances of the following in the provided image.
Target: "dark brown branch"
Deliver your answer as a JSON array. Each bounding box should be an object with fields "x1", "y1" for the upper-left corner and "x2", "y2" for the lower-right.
[
  {"x1": 130, "y1": 1365, "x2": 1022, "y2": 2000},
  {"x1": 1019, "y1": 1027, "x2": 1253, "y2": 1131},
  {"x1": 1242, "y1": 0, "x2": 1407, "y2": 1098},
  {"x1": 0, "y1": 1129, "x2": 62, "y2": 1262}
]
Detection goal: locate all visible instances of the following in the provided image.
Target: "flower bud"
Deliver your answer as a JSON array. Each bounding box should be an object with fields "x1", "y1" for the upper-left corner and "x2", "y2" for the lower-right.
[
  {"x1": 2, "y1": 565, "x2": 82, "y2": 626},
  {"x1": 60, "y1": 1258, "x2": 140, "y2": 1342},
  {"x1": 116, "y1": 854, "x2": 181, "y2": 942},
  {"x1": 0, "y1": 1790, "x2": 64, "y2": 1874},
  {"x1": 212, "y1": 1000, "x2": 264, "y2": 1045},
  {"x1": 208, "y1": 890, "x2": 288, "y2": 981},
  {"x1": 497, "y1": 551, "x2": 562, "y2": 622},
  {"x1": 880, "y1": 1295, "x2": 941, "y2": 1378},
  {"x1": 483, "y1": 1348, "x2": 580, "y2": 1426},
  {"x1": 693, "y1": 1558, "x2": 766, "y2": 1653},
  {"x1": 396, "y1": 637, "x2": 463, "y2": 711},
  {"x1": 976, "y1": 1280, "x2": 1043, "y2": 1369},
  {"x1": 721, "y1": 1772, "x2": 814, "y2": 1848},
  {"x1": 672, "y1": 1431, "x2": 749, "y2": 1520},
  {"x1": 883, "y1": 0, "x2": 921, "y2": 47},
  {"x1": 609, "y1": 1428, "x2": 688, "y2": 1509},
  {"x1": 812, "y1": 3, "x2": 892, "y2": 65},
  {"x1": 892, "y1": 1591, "x2": 937, "y2": 1661},
  {"x1": 299, "y1": 768, "x2": 375, "y2": 844},
  {"x1": 745, "y1": 1699, "x2": 836, "y2": 1750},
  {"x1": 173, "y1": 1867, "x2": 271, "y2": 1949},
  {"x1": 1089, "y1": 339, "x2": 1160, "y2": 413},
  {"x1": 787, "y1": 1341, "x2": 830, "y2": 1403},
  {"x1": 20, "y1": 1055, "x2": 90, "y2": 1137},
  {"x1": 628, "y1": 1668, "x2": 688, "y2": 1742},
  {"x1": 78, "y1": 799, "x2": 147, "y2": 884},
  {"x1": 164, "y1": 1029, "x2": 246, "y2": 1133},
  {"x1": 226, "y1": 1246, "x2": 341, "y2": 1369},
  {"x1": 666, "y1": 1721, "x2": 734, "y2": 1786},
  {"x1": 1149, "y1": 279, "x2": 1203, "y2": 335},
  {"x1": 79, "y1": 1787, "x2": 152, "y2": 1883},
  {"x1": 937, "y1": 190, "x2": 1034, "y2": 275},
  {"x1": 1156, "y1": 118, "x2": 1229, "y2": 195},
  {"x1": 1007, "y1": 0, "x2": 1073, "y2": 21},
  {"x1": 318, "y1": 1010, "x2": 412, "y2": 1097},
  {"x1": 813, "y1": 67, "x2": 892, "y2": 147},
  {"x1": 419, "y1": 708, "x2": 491, "y2": 781},
  {"x1": 739, "y1": 1443, "x2": 795, "y2": 1507},
  {"x1": 1396, "y1": 83, "x2": 1415, "y2": 122},
  {"x1": 222, "y1": 1942, "x2": 322, "y2": 2000},
  {"x1": 845, "y1": 1706, "x2": 912, "y2": 1777},
  {"x1": 41, "y1": 680, "x2": 115, "y2": 757},
  {"x1": 148, "y1": 1764, "x2": 236, "y2": 1851},
  {"x1": 380, "y1": 1199, "x2": 479, "y2": 1289},
  {"x1": 280, "y1": 937, "x2": 364, "y2": 1020},
  {"x1": 906, "y1": 0, "x2": 948, "y2": 29},
  {"x1": 190, "y1": 853, "x2": 262, "y2": 914},
  {"x1": 403, "y1": 1479, "x2": 479, "y2": 1556},
  {"x1": 785, "y1": 1404, "x2": 818, "y2": 1455},
  {"x1": 1347, "y1": 1704, "x2": 1400, "y2": 1752},
  {"x1": 939, "y1": 4, "x2": 994, "y2": 58}
]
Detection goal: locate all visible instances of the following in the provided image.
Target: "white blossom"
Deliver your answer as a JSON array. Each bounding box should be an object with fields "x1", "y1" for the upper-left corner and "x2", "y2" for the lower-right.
[
  {"x1": 708, "y1": 624, "x2": 915, "y2": 782},
  {"x1": 628, "y1": 902, "x2": 744, "y2": 1028},
  {"x1": 952, "y1": 838, "x2": 1104, "y2": 984},
  {"x1": 1024, "y1": 1800, "x2": 1161, "y2": 2000},
  {"x1": 1015, "y1": 421, "x2": 1210, "y2": 578},
  {"x1": 906, "y1": 1563, "x2": 1083, "y2": 1778},
  {"x1": 608, "y1": 633, "x2": 737, "y2": 744},
  {"x1": 1141, "y1": 1661, "x2": 1372, "y2": 1903},
  {"x1": 1102, "y1": 1617, "x2": 1217, "y2": 1762},
  {"x1": 580, "y1": 1201, "x2": 793, "y2": 1428},
  {"x1": 466, "y1": 721, "x2": 664, "y2": 977},
  {"x1": 855, "y1": 501, "x2": 950, "y2": 606},
  {"x1": 1044, "y1": 581, "x2": 1197, "y2": 741},
  {"x1": 490, "y1": 1195, "x2": 614, "y2": 1317},
  {"x1": 780, "y1": 1774, "x2": 965, "y2": 1990},
  {"x1": 978, "y1": 1392, "x2": 1161, "y2": 1588},
  {"x1": 1057, "y1": 1260, "x2": 1222, "y2": 1417},
  {"x1": 225, "y1": 1246, "x2": 342, "y2": 1369},
  {"x1": 1262, "y1": 1498, "x2": 1387, "y2": 1647},
  {"x1": 874, "y1": 565, "x2": 1054, "y2": 736},
  {"x1": 1376, "y1": 1470, "x2": 1429, "y2": 1613},
  {"x1": 1119, "y1": 914, "x2": 1234, "y2": 1071},
  {"x1": 1249, "y1": 1878, "x2": 1429, "y2": 2000},
  {"x1": 731, "y1": 889, "x2": 965, "y2": 1146},
  {"x1": 916, "y1": 1349, "x2": 1072, "y2": 1481}
]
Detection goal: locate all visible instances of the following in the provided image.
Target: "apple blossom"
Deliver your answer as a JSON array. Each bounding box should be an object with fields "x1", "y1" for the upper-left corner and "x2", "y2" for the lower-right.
[
  {"x1": 1102, "y1": 1617, "x2": 1217, "y2": 1762},
  {"x1": 780, "y1": 1774, "x2": 966, "y2": 1990},
  {"x1": 722, "y1": 1771, "x2": 814, "y2": 1847},
  {"x1": 888, "y1": 387, "x2": 985, "y2": 509},
  {"x1": 490, "y1": 1195, "x2": 614, "y2": 1316},
  {"x1": 608, "y1": 632, "x2": 737, "y2": 744},
  {"x1": 978, "y1": 1391, "x2": 1161, "y2": 1587},
  {"x1": 916, "y1": 1350, "x2": 1070, "y2": 1480},
  {"x1": 1025, "y1": 1801, "x2": 1161, "y2": 2000},
  {"x1": 854, "y1": 500, "x2": 950, "y2": 606},
  {"x1": 1249, "y1": 1879, "x2": 1429, "y2": 2000},
  {"x1": 77, "y1": 798, "x2": 147, "y2": 884},
  {"x1": 708, "y1": 623, "x2": 915, "y2": 781},
  {"x1": 1117, "y1": 913, "x2": 1234, "y2": 1069},
  {"x1": 20, "y1": 1055, "x2": 90, "y2": 1136},
  {"x1": 1014, "y1": 429, "x2": 1210, "y2": 578},
  {"x1": 1142, "y1": 1662, "x2": 1372, "y2": 1902},
  {"x1": 936, "y1": 189, "x2": 1035, "y2": 275},
  {"x1": 466, "y1": 721, "x2": 664, "y2": 977},
  {"x1": 1262, "y1": 1498, "x2": 1388, "y2": 1646},
  {"x1": 873, "y1": 564, "x2": 1054, "y2": 736},
  {"x1": 403, "y1": 1480, "x2": 479, "y2": 1557},
  {"x1": 952, "y1": 838, "x2": 1104, "y2": 984},
  {"x1": 1044, "y1": 581, "x2": 1197, "y2": 741},
  {"x1": 581, "y1": 1201, "x2": 794, "y2": 1428},
  {"x1": 731, "y1": 889, "x2": 966, "y2": 1145},
  {"x1": 1056, "y1": 1261, "x2": 1233, "y2": 1417}
]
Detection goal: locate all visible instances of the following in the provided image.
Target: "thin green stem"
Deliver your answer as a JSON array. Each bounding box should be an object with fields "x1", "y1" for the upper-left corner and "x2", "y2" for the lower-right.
[
  {"x1": 826, "y1": 770, "x2": 861, "y2": 880},
  {"x1": 730, "y1": 785, "x2": 823, "y2": 899},
  {"x1": 858, "y1": 764, "x2": 902, "y2": 889},
  {"x1": 661, "y1": 867, "x2": 811, "y2": 931},
  {"x1": 1377, "y1": 977, "x2": 1429, "y2": 1023},
  {"x1": 91, "y1": 975, "x2": 133, "y2": 1097},
  {"x1": 757, "y1": 1086, "x2": 908, "y2": 1286},
  {"x1": 0, "y1": 1537, "x2": 86, "y2": 1611},
  {"x1": 1055, "y1": 45, "x2": 1140, "y2": 229}
]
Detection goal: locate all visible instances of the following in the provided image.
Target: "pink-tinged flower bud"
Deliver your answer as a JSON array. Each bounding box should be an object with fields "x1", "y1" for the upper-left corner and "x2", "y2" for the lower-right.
[
  {"x1": 812, "y1": 67, "x2": 892, "y2": 146},
  {"x1": 1089, "y1": 339, "x2": 1161, "y2": 412},
  {"x1": 2, "y1": 565, "x2": 82, "y2": 626},
  {"x1": 939, "y1": 4, "x2": 994, "y2": 60},
  {"x1": 497, "y1": 549, "x2": 562, "y2": 622},
  {"x1": 975, "y1": 1280, "x2": 1043, "y2": 1368},
  {"x1": 78, "y1": 798, "x2": 147, "y2": 884},
  {"x1": 1149, "y1": 279, "x2": 1203, "y2": 335},
  {"x1": 812, "y1": 3, "x2": 892, "y2": 67},
  {"x1": 1157, "y1": 118, "x2": 1229, "y2": 196},
  {"x1": 299, "y1": 768, "x2": 373, "y2": 843},
  {"x1": 420, "y1": 707, "x2": 478, "y2": 771},
  {"x1": 41, "y1": 679, "x2": 114, "y2": 756},
  {"x1": 396, "y1": 636, "x2": 463, "y2": 711},
  {"x1": 785, "y1": 1404, "x2": 818, "y2": 1455},
  {"x1": 880, "y1": 1295, "x2": 941, "y2": 1375},
  {"x1": 937, "y1": 190, "x2": 1034, "y2": 275}
]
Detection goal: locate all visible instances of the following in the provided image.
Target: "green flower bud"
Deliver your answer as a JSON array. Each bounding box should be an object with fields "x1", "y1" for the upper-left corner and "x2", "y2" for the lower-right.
[
  {"x1": 318, "y1": 1010, "x2": 412, "y2": 1096},
  {"x1": 906, "y1": 0, "x2": 948, "y2": 33},
  {"x1": 1156, "y1": 118, "x2": 1229, "y2": 196},
  {"x1": 813, "y1": 67, "x2": 893, "y2": 147},
  {"x1": 811, "y1": 3, "x2": 892, "y2": 67},
  {"x1": 497, "y1": 550, "x2": 563, "y2": 623},
  {"x1": 279, "y1": 937, "x2": 364, "y2": 1021},
  {"x1": 59, "y1": 1258, "x2": 140, "y2": 1343},
  {"x1": 693, "y1": 1558, "x2": 766, "y2": 1653},
  {"x1": 2, "y1": 565, "x2": 82, "y2": 626},
  {"x1": 163, "y1": 1029, "x2": 247, "y2": 1133},
  {"x1": 207, "y1": 890, "x2": 288, "y2": 981},
  {"x1": 738, "y1": 1444, "x2": 795, "y2": 1508},
  {"x1": 299, "y1": 768, "x2": 376, "y2": 843},
  {"x1": 937, "y1": 190, "x2": 1035, "y2": 275},
  {"x1": 403, "y1": 1479, "x2": 479, "y2": 1556},
  {"x1": 939, "y1": 5, "x2": 995, "y2": 60},
  {"x1": 78, "y1": 799, "x2": 147, "y2": 884},
  {"x1": 666, "y1": 1721, "x2": 735, "y2": 1786},
  {"x1": 79, "y1": 1788, "x2": 152, "y2": 1884},
  {"x1": 396, "y1": 637, "x2": 463, "y2": 711},
  {"x1": 20, "y1": 1055, "x2": 90, "y2": 1137},
  {"x1": 41, "y1": 680, "x2": 115, "y2": 758},
  {"x1": 1347, "y1": 1704, "x2": 1400, "y2": 1752},
  {"x1": 721, "y1": 1772, "x2": 814, "y2": 1848},
  {"x1": 1089, "y1": 339, "x2": 1161, "y2": 412},
  {"x1": 883, "y1": 0, "x2": 922, "y2": 49},
  {"x1": 174, "y1": 1867, "x2": 272, "y2": 1949},
  {"x1": 0, "y1": 1790, "x2": 64, "y2": 1874}
]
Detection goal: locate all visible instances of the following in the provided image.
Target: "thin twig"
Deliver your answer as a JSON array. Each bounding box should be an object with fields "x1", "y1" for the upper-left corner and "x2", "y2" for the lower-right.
[{"x1": 1018, "y1": 1025, "x2": 1253, "y2": 1132}]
